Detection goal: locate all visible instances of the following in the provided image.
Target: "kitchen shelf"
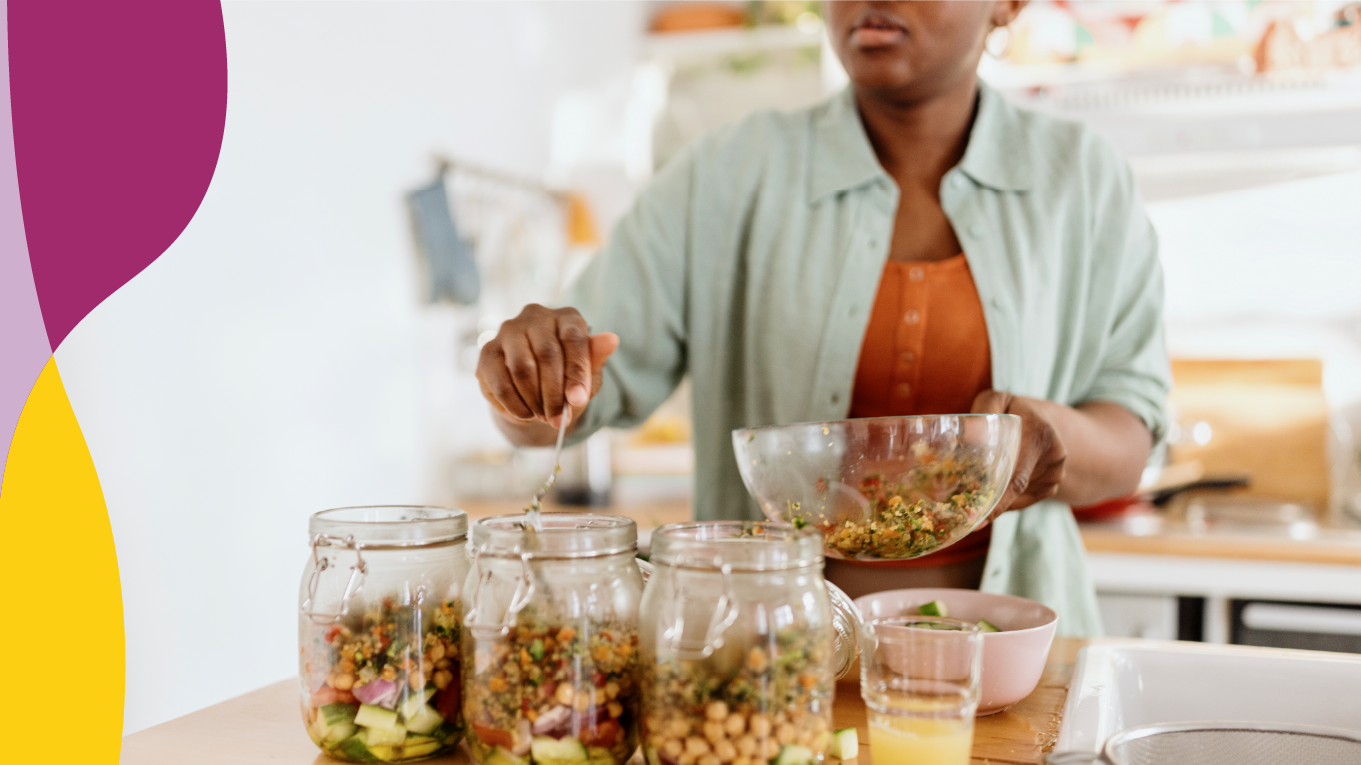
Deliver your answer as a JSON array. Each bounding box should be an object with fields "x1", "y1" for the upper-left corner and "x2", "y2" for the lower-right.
[{"x1": 641, "y1": 24, "x2": 824, "y2": 61}]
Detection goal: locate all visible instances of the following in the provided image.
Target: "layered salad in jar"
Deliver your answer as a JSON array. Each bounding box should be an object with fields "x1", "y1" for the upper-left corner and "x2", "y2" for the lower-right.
[
  {"x1": 464, "y1": 605, "x2": 640, "y2": 765},
  {"x1": 642, "y1": 625, "x2": 834, "y2": 765},
  {"x1": 301, "y1": 596, "x2": 464, "y2": 762}
]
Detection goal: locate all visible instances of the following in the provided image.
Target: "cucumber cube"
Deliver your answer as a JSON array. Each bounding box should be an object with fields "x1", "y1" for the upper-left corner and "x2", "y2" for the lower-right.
[
  {"x1": 365, "y1": 722, "x2": 407, "y2": 747},
  {"x1": 829, "y1": 727, "x2": 859, "y2": 759},
  {"x1": 404, "y1": 705, "x2": 444, "y2": 736},
  {"x1": 775, "y1": 744, "x2": 815, "y2": 765},
  {"x1": 530, "y1": 735, "x2": 588, "y2": 761},
  {"x1": 977, "y1": 618, "x2": 1002, "y2": 633},
  {"x1": 398, "y1": 687, "x2": 437, "y2": 721},
  {"x1": 355, "y1": 704, "x2": 400, "y2": 731},
  {"x1": 916, "y1": 600, "x2": 949, "y2": 618},
  {"x1": 322, "y1": 702, "x2": 359, "y2": 726}
]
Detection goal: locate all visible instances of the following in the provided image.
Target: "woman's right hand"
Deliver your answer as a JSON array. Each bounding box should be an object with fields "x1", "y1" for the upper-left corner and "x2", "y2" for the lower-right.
[{"x1": 476, "y1": 304, "x2": 619, "y2": 433}]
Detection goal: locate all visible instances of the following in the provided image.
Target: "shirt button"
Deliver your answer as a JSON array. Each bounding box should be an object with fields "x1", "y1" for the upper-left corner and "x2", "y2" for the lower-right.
[
  {"x1": 903, "y1": 309, "x2": 920, "y2": 325},
  {"x1": 831, "y1": 392, "x2": 841, "y2": 404},
  {"x1": 900, "y1": 351, "x2": 916, "y2": 365},
  {"x1": 908, "y1": 266, "x2": 925, "y2": 282},
  {"x1": 868, "y1": 237, "x2": 878, "y2": 248},
  {"x1": 969, "y1": 223, "x2": 984, "y2": 238},
  {"x1": 894, "y1": 383, "x2": 912, "y2": 398}
]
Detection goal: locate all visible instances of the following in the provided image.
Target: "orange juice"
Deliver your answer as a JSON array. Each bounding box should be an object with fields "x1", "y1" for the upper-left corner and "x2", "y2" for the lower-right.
[{"x1": 868, "y1": 712, "x2": 973, "y2": 765}]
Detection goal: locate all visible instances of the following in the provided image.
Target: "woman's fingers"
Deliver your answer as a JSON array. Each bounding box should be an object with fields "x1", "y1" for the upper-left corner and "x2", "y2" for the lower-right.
[
  {"x1": 499, "y1": 330, "x2": 545, "y2": 420},
  {"x1": 477, "y1": 341, "x2": 535, "y2": 421},
  {"x1": 476, "y1": 305, "x2": 617, "y2": 426},
  {"x1": 559, "y1": 318, "x2": 594, "y2": 410}
]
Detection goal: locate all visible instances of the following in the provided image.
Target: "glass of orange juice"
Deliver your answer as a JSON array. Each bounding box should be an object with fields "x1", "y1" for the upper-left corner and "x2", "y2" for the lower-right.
[{"x1": 859, "y1": 616, "x2": 983, "y2": 765}]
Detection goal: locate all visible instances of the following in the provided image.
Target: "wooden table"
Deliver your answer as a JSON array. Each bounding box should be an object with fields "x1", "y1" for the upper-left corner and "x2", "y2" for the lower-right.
[{"x1": 120, "y1": 638, "x2": 1086, "y2": 765}]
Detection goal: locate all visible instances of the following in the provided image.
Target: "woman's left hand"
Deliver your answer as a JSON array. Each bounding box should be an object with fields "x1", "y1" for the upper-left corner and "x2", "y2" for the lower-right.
[{"x1": 971, "y1": 390, "x2": 1068, "y2": 520}]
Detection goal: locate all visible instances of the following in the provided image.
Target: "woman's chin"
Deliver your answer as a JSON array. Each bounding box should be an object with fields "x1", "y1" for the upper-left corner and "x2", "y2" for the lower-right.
[{"x1": 844, "y1": 63, "x2": 920, "y2": 94}]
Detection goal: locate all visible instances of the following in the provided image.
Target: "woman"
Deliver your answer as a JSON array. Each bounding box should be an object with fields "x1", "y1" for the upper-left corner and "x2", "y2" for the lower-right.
[{"x1": 476, "y1": 1, "x2": 1169, "y2": 636}]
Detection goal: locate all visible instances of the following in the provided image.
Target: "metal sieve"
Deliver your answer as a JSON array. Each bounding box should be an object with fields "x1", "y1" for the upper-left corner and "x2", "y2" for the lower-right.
[{"x1": 1045, "y1": 722, "x2": 1361, "y2": 765}]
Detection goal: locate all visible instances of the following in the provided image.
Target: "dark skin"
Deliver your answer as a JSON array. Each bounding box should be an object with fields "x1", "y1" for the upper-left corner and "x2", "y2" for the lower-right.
[{"x1": 478, "y1": 1, "x2": 1152, "y2": 514}]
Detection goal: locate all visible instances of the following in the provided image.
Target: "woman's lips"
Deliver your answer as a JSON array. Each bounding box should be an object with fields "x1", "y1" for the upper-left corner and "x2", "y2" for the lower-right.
[
  {"x1": 849, "y1": 21, "x2": 907, "y2": 48},
  {"x1": 851, "y1": 26, "x2": 905, "y2": 47}
]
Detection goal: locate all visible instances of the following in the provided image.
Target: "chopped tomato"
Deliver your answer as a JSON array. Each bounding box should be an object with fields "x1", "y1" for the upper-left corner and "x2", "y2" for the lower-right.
[
  {"x1": 324, "y1": 625, "x2": 342, "y2": 643},
  {"x1": 436, "y1": 668, "x2": 461, "y2": 719},
  {"x1": 473, "y1": 724, "x2": 513, "y2": 749},
  {"x1": 582, "y1": 718, "x2": 621, "y2": 748}
]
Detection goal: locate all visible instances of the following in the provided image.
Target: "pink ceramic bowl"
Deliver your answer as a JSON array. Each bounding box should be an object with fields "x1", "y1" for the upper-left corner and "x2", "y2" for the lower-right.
[{"x1": 854, "y1": 588, "x2": 1058, "y2": 715}]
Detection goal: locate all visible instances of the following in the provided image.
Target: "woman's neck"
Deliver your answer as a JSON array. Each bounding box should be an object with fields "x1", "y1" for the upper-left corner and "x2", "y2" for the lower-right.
[{"x1": 854, "y1": 74, "x2": 979, "y2": 188}]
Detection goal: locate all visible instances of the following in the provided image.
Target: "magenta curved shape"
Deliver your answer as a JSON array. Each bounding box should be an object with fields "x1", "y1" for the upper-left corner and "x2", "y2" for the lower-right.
[{"x1": 8, "y1": 0, "x2": 227, "y2": 350}]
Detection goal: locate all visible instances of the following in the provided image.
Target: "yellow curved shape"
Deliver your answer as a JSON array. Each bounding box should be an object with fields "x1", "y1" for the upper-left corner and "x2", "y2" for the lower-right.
[{"x1": 0, "y1": 358, "x2": 123, "y2": 762}]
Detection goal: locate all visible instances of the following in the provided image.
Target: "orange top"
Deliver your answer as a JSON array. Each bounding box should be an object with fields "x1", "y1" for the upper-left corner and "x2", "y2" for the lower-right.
[{"x1": 848, "y1": 254, "x2": 994, "y2": 568}]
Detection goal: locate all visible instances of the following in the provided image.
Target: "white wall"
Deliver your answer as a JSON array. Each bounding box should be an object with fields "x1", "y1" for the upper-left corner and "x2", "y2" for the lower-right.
[{"x1": 55, "y1": 1, "x2": 645, "y2": 734}]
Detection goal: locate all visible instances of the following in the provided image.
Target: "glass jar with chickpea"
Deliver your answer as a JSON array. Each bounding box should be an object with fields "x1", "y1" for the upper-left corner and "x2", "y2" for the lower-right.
[
  {"x1": 639, "y1": 522, "x2": 861, "y2": 765},
  {"x1": 298, "y1": 506, "x2": 471, "y2": 763},
  {"x1": 462, "y1": 514, "x2": 646, "y2": 765}
]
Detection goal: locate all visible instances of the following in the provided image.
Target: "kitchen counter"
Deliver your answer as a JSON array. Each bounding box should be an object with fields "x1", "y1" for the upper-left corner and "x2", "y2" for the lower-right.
[
  {"x1": 1078, "y1": 510, "x2": 1361, "y2": 567},
  {"x1": 119, "y1": 638, "x2": 1086, "y2": 765}
]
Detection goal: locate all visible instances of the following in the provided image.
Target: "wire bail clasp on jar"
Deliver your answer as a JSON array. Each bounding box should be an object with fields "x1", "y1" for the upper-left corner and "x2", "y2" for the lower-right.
[
  {"x1": 301, "y1": 533, "x2": 368, "y2": 625},
  {"x1": 665, "y1": 555, "x2": 741, "y2": 661},
  {"x1": 465, "y1": 542, "x2": 537, "y2": 640}
]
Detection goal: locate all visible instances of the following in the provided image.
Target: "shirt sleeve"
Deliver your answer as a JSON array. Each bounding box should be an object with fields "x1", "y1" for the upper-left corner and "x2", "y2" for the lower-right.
[
  {"x1": 1077, "y1": 148, "x2": 1173, "y2": 445},
  {"x1": 560, "y1": 148, "x2": 694, "y2": 444}
]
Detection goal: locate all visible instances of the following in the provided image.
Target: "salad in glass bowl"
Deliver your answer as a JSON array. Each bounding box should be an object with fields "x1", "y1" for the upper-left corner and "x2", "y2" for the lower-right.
[{"x1": 732, "y1": 415, "x2": 1021, "y2": 561}]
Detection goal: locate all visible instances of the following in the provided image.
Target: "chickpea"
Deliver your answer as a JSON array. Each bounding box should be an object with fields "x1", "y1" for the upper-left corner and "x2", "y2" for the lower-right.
[
  {"x1": 777, "y1": 723, "x2": 796, "y2": 745},
  {"x1": 338, "y1": 658, "x2": 356, "y2": 674},
  {"x1": 408, "y1": 671, "x2": 424, "y2": 691},
  {"x1": 421, "y1": 658, "x2": 434, "y2": 675},
  {"x1": 762, "y1": 739, "x2": 782, "y2": 760},
  {"x1": 428, "y1": 642, "x2": 445, "y2": 662},
  {"x1": 725, "y1": 713, "x2": 746, "y2": 737},
  {"x1": 811, "y1": 716, "x2": 829, "y2": 734},
  {"x1": 668, "y1": 719, "x2": 690, "y2": 738},
  {"x1": 699, "y1": 755, "x2": 721, "y2": 765},
  {"x1": 663, "y1": 739, "x2": 684, "y2": 759},
  {"x1": 678, "y1": 754, "x2": 697, "y2": 765},
  {"x1": 435, "y1": 658, "x2": 452, "y2": 670},
  {"x1": 704, "y1": 721, "x2": 726, "y2": 744},
  {"x1": 733, "y1": 758, "x2": 752, "y2": 765},
  {"x1": 735, "y1": 735, "x2": 757, "y2": 757},
  {"x1": 607, "y1": 701, "x2": 623, "y2": 719},
  {"x1": 746, "y1": 648, "x2": 768, "y2": 672},
  {"x1": 749, "y1": 714, "x2": 772, "y2": 739},
  {"x1": 332, "y1": 673, "x2": 355, "y2": 691},
  {"x1": 574, "y1": 694, "x2": 592, "y2": 713},
  {"x1": 685, "y1": 736, "x2": 712, "y2": 757},
  {"x1": 714, "y1": 740, "x2": 737, "y2": 763},
  {"x1": 706, "y1": 700, "x2": 729, "y2": 721},
  {"x1": 434, "y1": 670, "x2": 453, "y2": 690},
  {"x1": 594, "y1": 687, "x2": 607, "y2": 705},
  {"x1": 556, "y1": 684, "x2": 575, "y2": 706},
  {"x1": 605, "y1": 681, "x2": 620, "y2": 700}
]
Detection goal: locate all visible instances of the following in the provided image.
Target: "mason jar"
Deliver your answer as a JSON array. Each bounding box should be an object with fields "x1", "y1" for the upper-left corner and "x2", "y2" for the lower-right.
[
  {"x1": 298, "y1": 506, "x2": 471, "y2": 763},
  {"x1": 462, "y1": 513, "x2": 645, "y2": 765},
  {"x1": 639, "y1": 521, "x2": 860, "y2": 765}
]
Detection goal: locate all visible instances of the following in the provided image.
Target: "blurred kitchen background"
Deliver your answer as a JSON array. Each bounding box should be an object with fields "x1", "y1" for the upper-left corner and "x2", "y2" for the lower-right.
[{"x1": 57, "y1": 0, "x2": 1361, "y2": 737}]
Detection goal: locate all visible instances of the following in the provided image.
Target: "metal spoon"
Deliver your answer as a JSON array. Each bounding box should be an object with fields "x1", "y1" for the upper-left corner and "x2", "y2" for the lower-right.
[{"x1": 524, "y1": 408, "x2": 570, "y2": 531}]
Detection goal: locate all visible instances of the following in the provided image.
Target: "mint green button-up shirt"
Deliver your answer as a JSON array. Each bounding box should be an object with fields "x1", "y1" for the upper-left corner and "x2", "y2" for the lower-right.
[{"x1": 564, "y1": 83, "x2": 1171, "y2": 637}]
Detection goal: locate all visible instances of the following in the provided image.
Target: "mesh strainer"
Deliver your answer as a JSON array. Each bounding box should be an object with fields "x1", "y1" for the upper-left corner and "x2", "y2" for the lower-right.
[{"x1": 1046, "y1": 722, "x2": 1361, "y2": 765}]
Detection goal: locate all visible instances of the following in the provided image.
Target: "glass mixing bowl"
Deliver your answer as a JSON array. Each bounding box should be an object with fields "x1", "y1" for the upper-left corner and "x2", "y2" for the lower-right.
[{"x1": 732, "y1": 415, "x2": 1022, "y2": 561}]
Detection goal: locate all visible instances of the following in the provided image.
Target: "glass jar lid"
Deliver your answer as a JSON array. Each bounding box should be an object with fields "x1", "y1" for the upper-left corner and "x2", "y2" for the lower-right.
[
  {"x1": 472, "y1": 512, "x2": 636, "y2": 559},
  {"x1": 309, "y1": 505, "x2": 467, "y2": 548},
  {"x1": 651, "y1": 520, "x2": 824, "y2": 571}
]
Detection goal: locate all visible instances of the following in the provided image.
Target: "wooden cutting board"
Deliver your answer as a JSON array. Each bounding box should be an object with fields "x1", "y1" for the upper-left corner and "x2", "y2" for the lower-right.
[{"x1": 1168, "y1": 359, "x2": 1330, "y2": 513}]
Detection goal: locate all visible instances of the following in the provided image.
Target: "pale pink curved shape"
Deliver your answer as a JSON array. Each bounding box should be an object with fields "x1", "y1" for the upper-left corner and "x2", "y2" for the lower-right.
[{"x1": 0, "y1": 4, "x2": 55, "y2": 484}]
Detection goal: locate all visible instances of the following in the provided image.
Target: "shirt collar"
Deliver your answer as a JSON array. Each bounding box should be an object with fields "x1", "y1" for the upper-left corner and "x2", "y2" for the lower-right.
[{"x1": 808, "y1": 80, "x2": 1032, "y2": 204}]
